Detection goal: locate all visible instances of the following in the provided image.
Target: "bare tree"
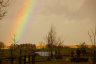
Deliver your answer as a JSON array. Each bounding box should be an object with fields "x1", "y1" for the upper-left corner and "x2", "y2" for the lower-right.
[
  {"x1": 46, "y1": 26, "x2": 57, "y2": 59},
  {"x1": 56, "y1": 38, "x2": 63, "y2": 48},
  {"x1": 46, "y1": 26, "x2": 64, "y2": 59},
  {"x1": 88, "y1": 26, "x2": 96, "y2": 63},
  {"x1": 0, "y1": 0, "x2": 10, "y2": 20},
  {"x1": 88, "y1": 27, "x2": 96, "y2": 47},
  {"x1": 9, "y1": 34, "x2": 19, "y2": 58},
  {"x1": 55, "y1": 38, "x2": 63, "y2": 59},
  {"x1": 77, "y1": 42, "x2": 87, "y2": 56},
  {"x1": 10, "y1": 34, "x2": 19, "y2": 49}
]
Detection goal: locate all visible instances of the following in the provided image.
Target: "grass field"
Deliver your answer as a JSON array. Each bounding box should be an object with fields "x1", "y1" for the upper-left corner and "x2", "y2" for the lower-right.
[
  {"x1": 0, "y1": 55, "x2": 95, "y2": 64},
  {"x1": 0, "y1": 47, "x2": 95, "y2": 64},
  {"x1": 1, "y1": 58, "x2": 93, "y2": 64},
  {"x1": 36, "y1": 59, "x2": 92, "y2": 64}
]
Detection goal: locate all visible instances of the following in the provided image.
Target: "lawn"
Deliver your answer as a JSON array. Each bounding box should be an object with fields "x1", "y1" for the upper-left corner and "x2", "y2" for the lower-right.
[
  {"x1": 36, "y1": 59, "x2": 91, "y2": 64},
  {"x1": 0, "y1": 47, "x2": 95, "y2": 64}
]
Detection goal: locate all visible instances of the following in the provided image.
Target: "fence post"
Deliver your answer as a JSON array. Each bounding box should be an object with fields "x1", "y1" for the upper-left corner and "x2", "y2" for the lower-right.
[
  {"x1": 28, "y1": 56, "x2": 30, "y2": 64},
  {"x1": 0, "y1": 59, "x2": 2, "y2": 64},
  {"x1": 24, "y1": 56, "x2": 26, "y2": 64},
  {"x1": 32, "y1": 52, "x2": 36, "y2": 64},
  {"x1": 18, "y1": 48, "x2": 22, "y2": 64},
  {"x1": 10, "y1": 49, "x2": 14, "y2": 64},
  {"x1": 18, "y1": 56, "x2": 22, "y2": 64},
  {"x1": 10, "y1": 57, "x2": 14, "y2": 64}
]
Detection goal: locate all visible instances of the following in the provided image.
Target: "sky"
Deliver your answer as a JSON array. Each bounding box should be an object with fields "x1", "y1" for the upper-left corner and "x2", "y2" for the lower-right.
[{"x1": 0, "y1": 0, "x2": 96, "y2": 46}]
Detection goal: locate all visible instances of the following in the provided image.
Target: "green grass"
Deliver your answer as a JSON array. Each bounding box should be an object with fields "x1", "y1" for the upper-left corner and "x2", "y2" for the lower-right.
[
  {"x1": 0, "y1": 47, "x2": 95, "y2": 64},
  {"x1": 36, "y1": 59, "x2": 91, "y2": 64}
]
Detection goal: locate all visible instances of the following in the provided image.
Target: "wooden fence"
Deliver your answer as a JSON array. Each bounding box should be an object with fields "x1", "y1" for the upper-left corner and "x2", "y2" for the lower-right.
[{"x1": 0, "y1": 54, "x2": 36, "y2": 64}]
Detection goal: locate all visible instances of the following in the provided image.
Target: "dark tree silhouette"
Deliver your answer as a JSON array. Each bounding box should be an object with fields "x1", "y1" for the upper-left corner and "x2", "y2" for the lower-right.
[
  {"x1": 46, "y1": 26, "x2": 57, "y2": 59},
  {"x1": 18, "y1": 43, "x2": 36, "y2": 51},
  {"x1": 77, "y1": 42, "x2": 87, "y2": 56},
  {"x1": 88, "y1": 26, "x2": 96, "y2": 63},
  {"x1": 9, "y1": 34, "x2": 19, "y2": 61},
  {"x1": 0, "y1": 41, "x2": 5, "y2": 57},
  {"x1": 10, "y1": 34, "x2": 19, "y2": 49},
  {"x1": 88, "y1": 27, "x2": 96, "y2": 47},
  {"x1": 55, "y1": 38, "x2": 63, "y2": 59},
  {"x1": 0, "y1": 41, "x2": 4, "y2": 49},
  {"x1": 46, "y1": 26, "x2": 63, "y2": 59}
]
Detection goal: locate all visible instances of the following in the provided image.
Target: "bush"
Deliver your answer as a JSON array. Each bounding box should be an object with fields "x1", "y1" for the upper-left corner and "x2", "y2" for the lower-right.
[{"x1": 55, "y1": 55, "x2": 63, "y2": 59}]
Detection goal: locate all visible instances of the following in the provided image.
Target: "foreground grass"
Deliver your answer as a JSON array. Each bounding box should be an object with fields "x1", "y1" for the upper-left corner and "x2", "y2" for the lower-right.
[
  {"x1": 0, "y1": 48, "x2": 95, "y2": 64},
  {"x1": 36, "y1": 59, "x2": 91, "y2": 64},
  {"x1": 1, "y1": 56, "x2": 94, "y2": 64}
]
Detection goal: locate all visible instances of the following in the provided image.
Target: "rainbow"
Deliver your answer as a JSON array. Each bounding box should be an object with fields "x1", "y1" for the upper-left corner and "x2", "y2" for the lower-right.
[{"x1": 7, "y1": 0, "x2": 38, "y2": 44}]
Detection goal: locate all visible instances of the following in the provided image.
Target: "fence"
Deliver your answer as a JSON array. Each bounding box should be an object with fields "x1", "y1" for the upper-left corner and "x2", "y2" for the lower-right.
[{"x1": 0, "y1": 54, "x2": 36, "y2": 64}]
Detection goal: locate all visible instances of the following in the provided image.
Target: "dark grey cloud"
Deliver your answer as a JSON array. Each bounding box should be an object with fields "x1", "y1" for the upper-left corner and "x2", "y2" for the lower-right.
[
  {"x1": 39, "y1": 0, "x2": 96, "y2": 23},
  {"x1": 66, "y1": 0, "x2": 96, "y2": 20}
]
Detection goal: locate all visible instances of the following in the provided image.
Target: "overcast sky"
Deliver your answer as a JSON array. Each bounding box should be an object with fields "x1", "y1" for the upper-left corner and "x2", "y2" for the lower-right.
[{"x1": 0, "y1": 0, "x2": 96, "y2": 46}]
